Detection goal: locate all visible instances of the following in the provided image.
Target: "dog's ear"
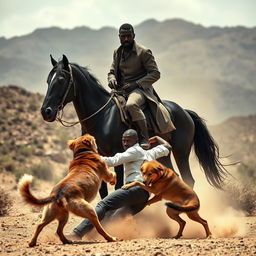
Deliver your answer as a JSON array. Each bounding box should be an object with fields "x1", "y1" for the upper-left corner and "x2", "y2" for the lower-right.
[
  {"x1": 67, "y1": 139, "x2": 75, "y2": 150},
  {"x1": 82, "y1": 138, "x2": 92, "y2": 147},
  {"x1": 156, "y1": 165, "x2": 164, "y2": 173}
]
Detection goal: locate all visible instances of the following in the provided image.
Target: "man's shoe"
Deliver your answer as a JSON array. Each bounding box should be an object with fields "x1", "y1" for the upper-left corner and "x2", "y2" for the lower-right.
[
  {"x1": 134, "y1": 120, "x2": 150, "y2": 149},
  {"x1": 65, "y1": 231, "x2": 82, "y2": 241}
]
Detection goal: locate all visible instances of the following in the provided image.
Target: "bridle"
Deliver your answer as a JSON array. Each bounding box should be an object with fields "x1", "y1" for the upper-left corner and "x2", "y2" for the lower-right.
[{"x1": 55, "y1": 64, "x2": 114, "y2": 127}]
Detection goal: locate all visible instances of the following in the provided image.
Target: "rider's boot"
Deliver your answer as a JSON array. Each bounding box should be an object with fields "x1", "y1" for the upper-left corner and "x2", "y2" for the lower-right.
[{"x1": 134, "y1": 119, "x2": 150, "y2": 149}]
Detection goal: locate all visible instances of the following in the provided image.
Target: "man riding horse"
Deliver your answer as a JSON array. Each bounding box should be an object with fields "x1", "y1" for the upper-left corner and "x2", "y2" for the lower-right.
[{"x1": 108, "y1": 23, "x2": 175, "y2": 149}]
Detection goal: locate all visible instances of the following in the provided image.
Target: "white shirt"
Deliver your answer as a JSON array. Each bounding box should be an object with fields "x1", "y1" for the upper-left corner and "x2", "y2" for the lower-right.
[{"x1": 101, "y1": 143, "x2": 169, "y2": 184}]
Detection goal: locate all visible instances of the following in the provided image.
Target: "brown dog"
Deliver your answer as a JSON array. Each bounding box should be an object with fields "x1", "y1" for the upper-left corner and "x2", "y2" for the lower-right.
[
  {"x1": 18, "y1": 134, "x2": 117, "y2": 247},
  {"x1": 123, "y1": 160, "x2": 212, "y2": 239}
]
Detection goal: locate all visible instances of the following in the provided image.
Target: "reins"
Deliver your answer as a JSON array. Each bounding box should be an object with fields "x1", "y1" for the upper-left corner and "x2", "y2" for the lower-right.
[{"x1": 56, "y1": 64, "x2": 114, "y2": 127}]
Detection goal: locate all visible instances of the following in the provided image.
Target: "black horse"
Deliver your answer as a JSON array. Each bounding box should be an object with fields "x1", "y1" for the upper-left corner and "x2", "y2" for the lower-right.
[{"x1": 41, "y1": 55, "x2": 227, "y2": 197}]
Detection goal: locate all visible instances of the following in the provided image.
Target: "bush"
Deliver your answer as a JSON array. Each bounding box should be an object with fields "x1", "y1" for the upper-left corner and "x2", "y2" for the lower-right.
[
  {"x1": 56, "y1": 129, "x2": 72, "y2": 148},
  {"x1": 236, "y1": 161, "x2": 256, "y2": 184},
  {"x1": 224, "y1": 160, "x2": 256, "y2": 215},
  {"x1": 17, "y1": 145, "x2": 36, "y2": 157},
  {"x1": 225, "y1": 181, "x2": 256, "y2": 216},
  {"x1": 0, "y1": 155, "x2": 17, "y2": 173},
  {"x1": 0, "y1": 188, "x2": 12, "y2": 216},
  {"x1": 30, "y1": 162, "x2": 53, "y2": 181}
]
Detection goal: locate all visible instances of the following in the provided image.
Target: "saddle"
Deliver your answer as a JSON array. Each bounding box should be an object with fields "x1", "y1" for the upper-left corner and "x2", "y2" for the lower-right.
[{"x1": 112, "y1": 91, "x2": 164, "y2": 132}]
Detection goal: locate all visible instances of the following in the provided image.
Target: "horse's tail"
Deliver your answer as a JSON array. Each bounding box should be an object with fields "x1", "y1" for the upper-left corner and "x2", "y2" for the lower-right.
[
  {"x1": 18, "y1": 174, "x2": 62, "y2": 207},
  {"x1": 186, "y1": 109, "x2": 228, "y2": 189}
]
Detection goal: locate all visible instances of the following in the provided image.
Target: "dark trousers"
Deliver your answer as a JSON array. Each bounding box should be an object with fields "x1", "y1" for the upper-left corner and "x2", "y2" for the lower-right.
[{"x1": 74, "y1": 186, "x2": 149, "y2": 237}]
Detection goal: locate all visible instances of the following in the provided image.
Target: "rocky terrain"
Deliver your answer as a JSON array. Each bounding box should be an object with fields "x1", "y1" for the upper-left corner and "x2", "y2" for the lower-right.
[
  {"x1": 0, "y1": 85, "x2": 255, "y2": 255},
  {"x1": 0, "y1": 85, "x2": 80, "y2": 181}
]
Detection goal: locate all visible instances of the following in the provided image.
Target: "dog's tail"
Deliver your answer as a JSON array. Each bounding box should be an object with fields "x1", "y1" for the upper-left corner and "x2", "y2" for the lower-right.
[
  {"x1": 165, "y1": 202, "x2": 199, "y2": 212},
  {"x1": 18, "y1": 174, "x2": 62, "y2": 207}
]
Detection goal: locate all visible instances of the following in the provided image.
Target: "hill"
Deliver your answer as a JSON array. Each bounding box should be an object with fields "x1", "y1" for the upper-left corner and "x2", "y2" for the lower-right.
[
  {"x1": 0, "y1": 85, "x2": 80, "y2": 181},
  {"x1": 0, "y1": 18, "x2": 255, "y2": 122},
  {"x1": 0, "y1": 85, "x2": 254, "y2": 182}
]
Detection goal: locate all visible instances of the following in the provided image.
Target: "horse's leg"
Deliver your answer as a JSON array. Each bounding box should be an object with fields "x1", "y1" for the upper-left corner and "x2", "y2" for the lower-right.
[
  {"x1": 171, "y1": 131, "x2": 195, "y2": 188},
  {"x1": 173, "y1": 151, "x2": 194, "y2": 188},
  {"x1": 99, "y1": 165, "x2": 123, "y2": 199},
  {"x1": 114, "y1": 165, "x2": 124, "y2": 189},
  {"x1": 161, "y1": 102, "x2": 196, "y2": 188},
  {"x1": 99, "y1": 182, "x2": 108, "y2": 199},
  {"x1": 157, "y1": 155, "x2": 175, "y2": 171}
]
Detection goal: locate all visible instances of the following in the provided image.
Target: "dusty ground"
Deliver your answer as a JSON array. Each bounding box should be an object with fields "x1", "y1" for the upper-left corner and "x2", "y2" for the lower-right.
[{"x1": 0, "y1": 171, "x2": 256, "y2": 256}]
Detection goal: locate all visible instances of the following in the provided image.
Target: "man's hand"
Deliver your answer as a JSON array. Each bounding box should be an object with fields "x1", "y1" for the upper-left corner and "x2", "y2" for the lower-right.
[
  {"x1": 108, "y1": 78, "x2": 117, "y2": 89},
  {"x1": 148, "y1": 136, "x2": 172, "y2": 150},
  {"x1": 122, "y1": 82, "x2": 138, "y2": 93}
]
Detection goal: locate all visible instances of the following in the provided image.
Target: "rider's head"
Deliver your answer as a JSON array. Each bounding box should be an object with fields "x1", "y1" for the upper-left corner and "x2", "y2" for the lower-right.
[
  {"x1": 122, "y1": 129, "x2": 138, "y2": 150},
  {"x1": 119, "y1": 23, "x2": 135, "y2": 49}
]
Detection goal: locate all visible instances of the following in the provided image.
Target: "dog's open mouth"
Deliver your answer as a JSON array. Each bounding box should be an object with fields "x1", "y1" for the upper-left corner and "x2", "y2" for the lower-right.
[{"x1": 145, "y1": 179, "x2": 153, "y2": 187}]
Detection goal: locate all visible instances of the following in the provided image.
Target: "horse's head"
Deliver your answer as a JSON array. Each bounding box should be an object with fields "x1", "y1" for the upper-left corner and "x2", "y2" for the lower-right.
[{"x1": 41, "y1": 54, "x2": 74, "y2": 122}]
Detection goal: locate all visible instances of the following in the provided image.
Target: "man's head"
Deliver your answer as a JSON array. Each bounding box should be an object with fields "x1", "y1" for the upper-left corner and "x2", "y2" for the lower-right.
[
  {"x1": 122, "y1": 129, "x2": 138, "y2": 150},
  {"x1": 119, "y1": 23, "x2": 135, "y2": 49}
]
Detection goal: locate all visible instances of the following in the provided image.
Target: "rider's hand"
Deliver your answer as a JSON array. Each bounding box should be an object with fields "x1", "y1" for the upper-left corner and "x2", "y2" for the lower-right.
[
  {"x1": 108, "y1": 78, "x2": 117, "y2": 89},
  {"x1": 123, "y1": 82, "x2": 138, "y2": 93}
]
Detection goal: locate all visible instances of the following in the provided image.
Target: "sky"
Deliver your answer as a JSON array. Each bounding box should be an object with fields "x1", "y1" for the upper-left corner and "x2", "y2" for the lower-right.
[{"x1": 0, "y1": 0, "x2": 255, "y2": 38}]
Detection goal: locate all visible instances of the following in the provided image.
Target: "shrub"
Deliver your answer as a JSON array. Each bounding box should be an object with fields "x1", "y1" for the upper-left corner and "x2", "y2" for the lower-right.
[
  {"x1": 0, "y1": 188, "x2": 12, "y2": 216},
  {"x1": 0, "y1": 155, "x2": 17, "y2": 173},
  {"x1": 56, "y1": 129, "x2": 72, "y2": 148},
  {"x1": 30, "y1": 161, "x2": 53, "y2": 181},
  {"x1": 224, "y1": 160, "x2": 256, "y2": 215},
  {"x1": 17, "y1": 145, "x2": 36, "y2": 157}
]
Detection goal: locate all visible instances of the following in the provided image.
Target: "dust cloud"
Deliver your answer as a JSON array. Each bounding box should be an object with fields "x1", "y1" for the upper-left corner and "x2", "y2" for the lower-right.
[{"x1": 82, "y1": 165, "x2": 247, "y2": 241}]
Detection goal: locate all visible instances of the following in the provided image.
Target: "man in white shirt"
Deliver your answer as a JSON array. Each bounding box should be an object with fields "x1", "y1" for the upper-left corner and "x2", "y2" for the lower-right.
[{"x1": 69, "y1": 129, "x2": 171, "y2": 239}]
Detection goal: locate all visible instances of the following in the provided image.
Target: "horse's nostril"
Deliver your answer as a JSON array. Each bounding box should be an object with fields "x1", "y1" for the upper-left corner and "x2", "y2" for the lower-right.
[{"x1": 45, "y1": 107, "x2": 52, "y2": 116}]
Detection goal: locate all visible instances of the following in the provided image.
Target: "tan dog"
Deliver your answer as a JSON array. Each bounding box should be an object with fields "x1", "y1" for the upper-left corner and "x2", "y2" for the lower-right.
[
  {"x1": 123, "y1": 160, "x2": 212, "y2": 239},
  {"x1": 18, "y1": 134, "x2": 117, "y2": 247}
]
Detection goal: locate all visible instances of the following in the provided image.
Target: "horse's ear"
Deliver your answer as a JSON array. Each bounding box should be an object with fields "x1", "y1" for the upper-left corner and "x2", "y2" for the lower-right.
[
  {"x1": 50, "y1": 54, "x2": 57, "y2": 66},
  {"x1": 62, "y1": 54, "x2": 69, "y2": 68}
]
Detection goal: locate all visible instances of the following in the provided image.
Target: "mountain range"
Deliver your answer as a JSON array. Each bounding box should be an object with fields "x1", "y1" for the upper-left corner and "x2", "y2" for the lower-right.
[{"x1": 0, "y1": 18, "x2": 255, "y2": 123}]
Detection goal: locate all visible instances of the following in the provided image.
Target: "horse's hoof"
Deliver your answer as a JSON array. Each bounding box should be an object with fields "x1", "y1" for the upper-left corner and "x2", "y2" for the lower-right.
[{"x1": 63, "y1": 239, "x2": 72, "y2": 244}]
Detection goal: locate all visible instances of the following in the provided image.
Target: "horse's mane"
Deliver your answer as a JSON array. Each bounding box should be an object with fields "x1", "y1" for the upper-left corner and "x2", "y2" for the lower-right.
[{"x1": 71, "y1": 63, "x2": 110, "y2": 95}]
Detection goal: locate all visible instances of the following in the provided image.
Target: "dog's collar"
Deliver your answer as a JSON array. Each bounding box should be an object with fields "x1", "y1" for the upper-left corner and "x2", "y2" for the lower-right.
[
  {"x1": 152, "y1": 169, "x2": 167, "y2": 184},
  {"x1": 74, "y1": 148, "x2": 95, "y2": 158}
]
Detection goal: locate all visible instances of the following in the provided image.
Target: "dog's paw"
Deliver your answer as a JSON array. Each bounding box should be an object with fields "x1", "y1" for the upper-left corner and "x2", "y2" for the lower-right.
[
  {"x1": 107, "y1": 236, "x2": 117, "y2": 242},
  {"x1": 28, "y1": 241, "x2": 36, "y2": 247},
  {"x1": 172, "y1": 234, "x2": 182, "y2": 239}
]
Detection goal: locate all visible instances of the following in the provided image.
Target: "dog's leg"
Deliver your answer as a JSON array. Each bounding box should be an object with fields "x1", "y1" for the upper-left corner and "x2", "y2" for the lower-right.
[
  {"x1": 29, "y1": 205, "x2": 56, "y2": 247},
  {"x1": 56, "y1": 210, "x2": 71, "y2": 244},
  {"x1": 123, "y1": 181, "x2": 159, "y2": 194},
  {"x1": 147, "y1": 195, "x2": 162, "y2": 206},
  {"x1": 186, "y1": 211, "x2": 212, "y2": 238},
  {"x1": 68, "y1": 198, "x2": 116, "y2": 242},
  {"x1": 166, "y1": 207, "x2": 186, "y2": 239}
]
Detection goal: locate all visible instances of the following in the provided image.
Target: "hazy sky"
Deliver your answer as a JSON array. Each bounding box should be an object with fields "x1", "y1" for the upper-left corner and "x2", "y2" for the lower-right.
[{"x1": 0, "y1": 0, "x2": 255, "y2": 38}]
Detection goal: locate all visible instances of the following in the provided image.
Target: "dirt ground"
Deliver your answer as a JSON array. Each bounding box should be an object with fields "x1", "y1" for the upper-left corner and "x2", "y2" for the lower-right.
[{"x1": 0, "y1": 171, "x2": 256, "y2": 256}]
